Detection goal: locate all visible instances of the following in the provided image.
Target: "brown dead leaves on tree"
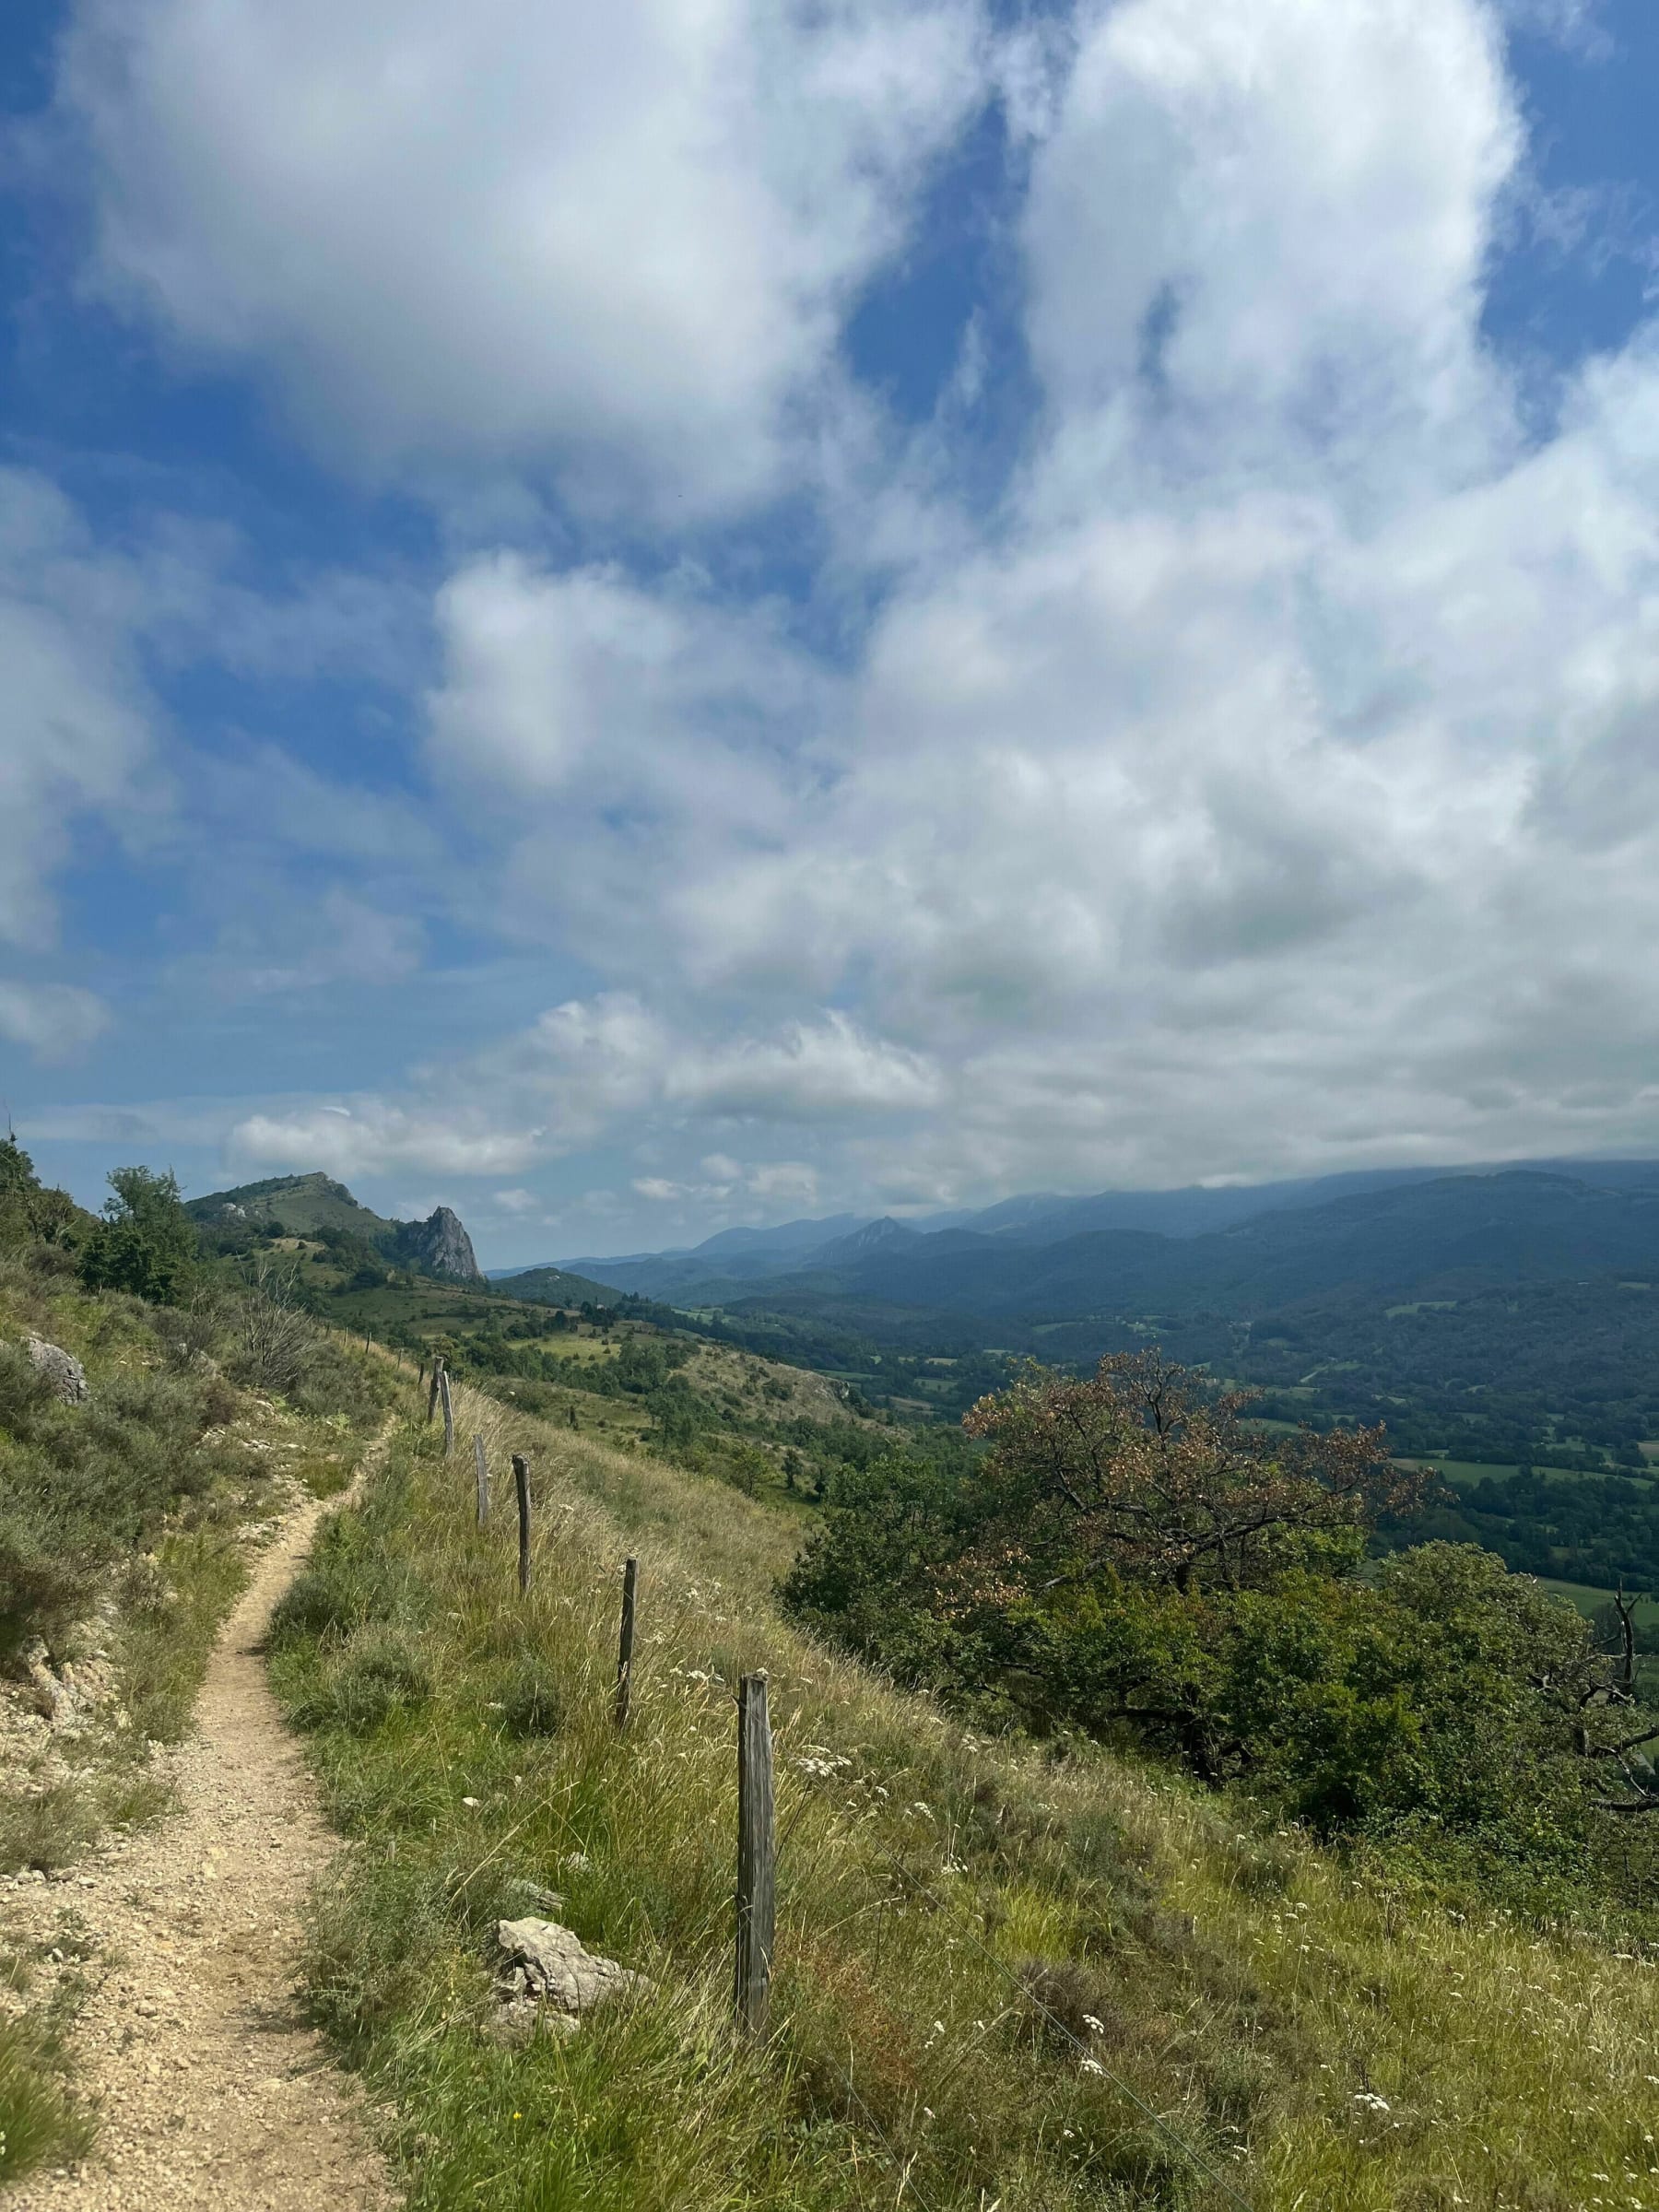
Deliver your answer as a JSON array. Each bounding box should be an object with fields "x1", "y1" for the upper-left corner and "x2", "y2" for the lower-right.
[{"x1": 960, "y1": 1348, "x2": 1433, "y2": 1599}]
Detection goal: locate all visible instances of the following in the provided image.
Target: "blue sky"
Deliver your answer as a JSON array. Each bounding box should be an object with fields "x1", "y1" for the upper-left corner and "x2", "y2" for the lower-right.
[{"x1": 5, "y1": 0, "x2": 1659, "y2": 1265}]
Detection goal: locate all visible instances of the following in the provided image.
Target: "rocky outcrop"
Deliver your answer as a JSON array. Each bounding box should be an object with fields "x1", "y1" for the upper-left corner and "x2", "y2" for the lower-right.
[
  {"x1": 388, "y1": 1205, "x2": 484, "y2": 1283},
  {"x1": 15, "y1": 1335, "x2": 89, "y2": 1404},
  {"x1": 492, "y1": 1915, "x2": 653, "y2": 2041}
]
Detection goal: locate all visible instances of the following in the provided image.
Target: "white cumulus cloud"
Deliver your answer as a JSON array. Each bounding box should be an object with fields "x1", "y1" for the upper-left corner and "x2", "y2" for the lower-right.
[
  {"x1": 384, "y1": 0, "x2": 1659, "y2": 1207},
  {"x1": 60, "y1": 0, "x2": 991, "y2": 519},
  {"x1": 27, "y1": 0, "x2": 1659, "y2": 1241}
]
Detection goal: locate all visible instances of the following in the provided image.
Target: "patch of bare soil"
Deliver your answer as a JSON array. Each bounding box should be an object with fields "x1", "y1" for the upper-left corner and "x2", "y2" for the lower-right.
[{"x1": 1, "y1": 1465, "x2": 399, "y2": 2212}]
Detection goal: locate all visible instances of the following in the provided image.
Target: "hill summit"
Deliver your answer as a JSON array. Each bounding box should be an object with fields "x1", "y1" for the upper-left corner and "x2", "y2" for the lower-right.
[{"x1": 188, "y1": 1171, "x2": 484, "y2": 1284}]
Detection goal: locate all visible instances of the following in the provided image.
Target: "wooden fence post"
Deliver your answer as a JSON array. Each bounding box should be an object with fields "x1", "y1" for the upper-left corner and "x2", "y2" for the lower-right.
[
  {"x1": 615, "y1": 1558, "x2": 639, "y2": 1729},
  {"x1": 474, "y1": 1433, "x2": 489, "y2": 1527},
  {"x1": 439, "y1": 1365, "x2": 455, "y2": 1458},
  {"x1": 735, "y1": 1672, "x2": 775, "y2": 2037},
  {"x1": 427, "y1": 1355, "x2": 443, "y2": 1425},
  {"x1": 512, "y1": 1454, "x2": 532, "y2": 1595}
]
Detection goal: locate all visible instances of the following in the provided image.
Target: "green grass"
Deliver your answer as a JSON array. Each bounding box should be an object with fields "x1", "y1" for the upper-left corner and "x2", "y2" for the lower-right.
[
  {"x1": 1537, "y1": 1576, "x2": 1659, "y2": 1624},
  {"x1": 0, "y1": 1785, "x2": 99, "y2": 1877},
  {"x1": 274, "y1": 1378, "x2": 1659, "y2": 2212},
  {"x1": 0, "y1": 2014, "x2": 90, "y2": 2184},
  {"x1": 110, "y1": 1525, "x2": 254, "y2": 1746},
  {"x1": 0, "y1": 1936, "x2": 93, "y2": 2184},
  {"x1": 1405, "y1": 1455, "x2": 1658, "y2": 1495}
]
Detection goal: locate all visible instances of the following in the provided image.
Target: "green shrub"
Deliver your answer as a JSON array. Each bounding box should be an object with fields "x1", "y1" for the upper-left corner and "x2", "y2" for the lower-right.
[
  {"x1": 786, "y1": 1357, "x2": 1643, "y2": 1897},
  {"x1": 495, "y1": 1653, "x2": 563, "y2": 1738},
  {"x1": 0, "y1": 1348, "x2": 236, "y2": 1656},
  {"x1": 269, "y1": 1508, "x2": 430, "y2": 1650},
  {"x1": 0, "y1": 1785, "x2": 98, "y2": 1876},
  {"x1": 291, "y1": 1630, "x2": 433, "y2": 1735}
]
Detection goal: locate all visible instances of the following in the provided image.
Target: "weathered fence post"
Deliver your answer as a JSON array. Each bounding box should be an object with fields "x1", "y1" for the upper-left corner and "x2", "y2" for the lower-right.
[
  {"x1": 474, "y1": 1433, "x2": 489, "y2": 1527},
  {"x1": 512, "y1": 1453, "x2": 532, "y2": 1595},
  {"x1": 735, "y1": 1671, "x2": 775, "y2": 2037},
  {"x1": 439, "y1": 1364, "x2": 455, "y2": 1458},
  {"x1": 615, "y1": 1558, "x2": 639, "y2": 1729},
  {"x1": 427, "y1": 1355, "x2": 444, "y2": 1425}
]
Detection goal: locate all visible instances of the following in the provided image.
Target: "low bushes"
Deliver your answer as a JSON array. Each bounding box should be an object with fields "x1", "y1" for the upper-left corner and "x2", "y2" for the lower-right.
[{"x1": 783, "y1": 1356, "x2": 1659, "y2": 1906}]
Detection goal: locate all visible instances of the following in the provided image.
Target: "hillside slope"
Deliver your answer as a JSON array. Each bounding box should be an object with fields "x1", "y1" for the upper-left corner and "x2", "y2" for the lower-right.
[
  {"x1": 269, "y1": 1375, "x2": 1659, "y2": 2212},
  {"x1": 489, "y1": 1262, "x2": 623, "y2": 1308},
  {"x1": 0, "y1": 1217, "x2": 396, "y2": 2188},
  {"x1": 190, "y1": 1171, "x2": 486, "y2": 1283}
]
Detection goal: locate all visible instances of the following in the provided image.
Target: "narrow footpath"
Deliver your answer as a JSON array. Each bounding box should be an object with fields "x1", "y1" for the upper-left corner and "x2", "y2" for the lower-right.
[{"x1": 4, "y1": 1449, "x2": 399, "y2": 2212}]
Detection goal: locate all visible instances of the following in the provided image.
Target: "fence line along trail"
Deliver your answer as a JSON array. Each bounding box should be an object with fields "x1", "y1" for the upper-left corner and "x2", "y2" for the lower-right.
[{"x1": 1, "y1": 1440, "x2": 400, "y2": 2212}]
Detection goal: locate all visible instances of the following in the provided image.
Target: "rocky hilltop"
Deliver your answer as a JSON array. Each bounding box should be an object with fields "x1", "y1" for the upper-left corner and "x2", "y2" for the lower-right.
[
  {"x1": 187, "y1": 1171, "x2": 485, "y2": 1283},
  {"x1": 385, "y1": 1204, "x2": 483, "y2": 1283}
]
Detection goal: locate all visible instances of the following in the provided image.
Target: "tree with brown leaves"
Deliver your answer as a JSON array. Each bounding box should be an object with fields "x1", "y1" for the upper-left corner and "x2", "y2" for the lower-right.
[{"x1": 961, "y1": 1349, "x2": 1431, "y2": 1597}]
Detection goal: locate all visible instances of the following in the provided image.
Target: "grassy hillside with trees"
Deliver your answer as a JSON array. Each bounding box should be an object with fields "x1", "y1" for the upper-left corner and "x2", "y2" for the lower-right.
[
  {"x1": 6, "y1": 1138, "x2": 1659, "y2": 2201},
  {"x1": 785, "y1": 1353, "x2": 1659, "y2": 1899},
  {"x1": 269, "y1": 1369, "x2": 1659, "y2": 2210}
]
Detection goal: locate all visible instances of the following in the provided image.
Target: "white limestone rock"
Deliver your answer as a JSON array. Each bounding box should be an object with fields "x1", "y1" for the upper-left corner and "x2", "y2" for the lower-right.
[{"x1": 491, "y1": 1915, "x2": 653, "y2": 2042}]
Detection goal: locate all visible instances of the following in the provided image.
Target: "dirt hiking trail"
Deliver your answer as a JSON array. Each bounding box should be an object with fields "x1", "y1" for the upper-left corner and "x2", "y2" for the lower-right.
[{"x1": 5, "y1": 1448, "x2": 399, "y2": 2212}]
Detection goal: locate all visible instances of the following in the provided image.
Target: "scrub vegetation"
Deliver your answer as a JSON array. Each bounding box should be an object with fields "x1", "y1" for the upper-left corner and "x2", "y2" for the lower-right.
[
  {"x1": 270, "y1": 1374, "x2": 1659, "y2": 2211},
  {"x1": 0, "y1": 1140, "x2": 394, "y2": 2185}
]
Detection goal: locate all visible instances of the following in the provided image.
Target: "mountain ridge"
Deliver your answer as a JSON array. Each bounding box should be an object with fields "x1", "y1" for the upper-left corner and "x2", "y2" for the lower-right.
[
  {"x1": 562, "y1": 1163, "x2": 1659, "y2": 1323},
  {"x1": 188, "y1": 1170, "x2": 486, "y2": 1284}
]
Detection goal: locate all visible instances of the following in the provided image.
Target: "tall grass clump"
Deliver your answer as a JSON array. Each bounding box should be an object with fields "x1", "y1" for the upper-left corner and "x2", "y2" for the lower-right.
[
  {"x1": 0, "y1": 2011, "x2": 91, "y2": 2185},
  {"x1": 274, "y1": 1378, "x2": 1659, "y2": 2212},
  {"x1": 0, "y1": 1285, "x2": 235, "y2": 1659}
]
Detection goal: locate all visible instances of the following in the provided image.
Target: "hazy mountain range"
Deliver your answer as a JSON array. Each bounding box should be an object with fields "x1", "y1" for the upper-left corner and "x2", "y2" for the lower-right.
[{"x1": 497, "y1": 1159, "x2": 1659, "y2": 1324}]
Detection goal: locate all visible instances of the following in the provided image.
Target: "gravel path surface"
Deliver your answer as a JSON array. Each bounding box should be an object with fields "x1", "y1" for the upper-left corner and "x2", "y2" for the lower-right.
[{"x1": 3, "y1": 1456, "x2": 399, "y2": 2212}]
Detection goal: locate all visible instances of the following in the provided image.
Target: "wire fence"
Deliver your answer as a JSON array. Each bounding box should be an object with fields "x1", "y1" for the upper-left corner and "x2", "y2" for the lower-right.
[{"x1": 405, "y1": 1365, "x2": 1253, "y2": 2212}]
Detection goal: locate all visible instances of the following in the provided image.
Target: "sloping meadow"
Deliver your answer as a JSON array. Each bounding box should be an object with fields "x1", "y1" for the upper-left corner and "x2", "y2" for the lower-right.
[{"x1": 270, "y1": 1376, "x2": 1659, "y2": 2212}]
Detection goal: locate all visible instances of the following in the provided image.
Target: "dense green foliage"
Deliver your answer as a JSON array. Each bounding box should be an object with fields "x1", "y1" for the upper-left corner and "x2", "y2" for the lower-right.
[
  {"x1": 784, "y1": 1355, "x2": 1659, "y2": 1900},
  {"x1": 77, "y1": 1166, "x2": 198, "y2": 1304}
]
